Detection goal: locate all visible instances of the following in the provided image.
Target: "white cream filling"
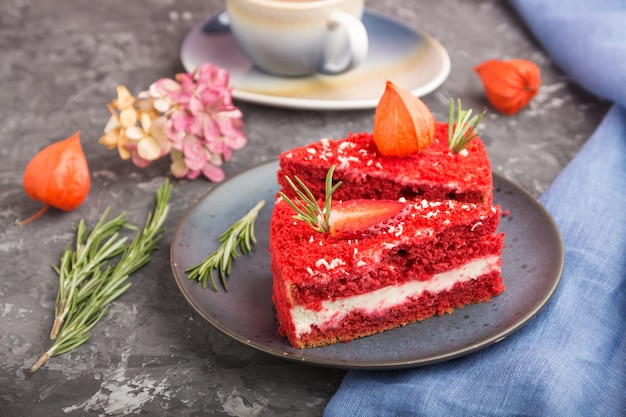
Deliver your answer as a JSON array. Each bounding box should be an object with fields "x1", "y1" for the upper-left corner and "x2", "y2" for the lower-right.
[{"x1": 290, "y1": 255, "x2": 500, "y2": 337}]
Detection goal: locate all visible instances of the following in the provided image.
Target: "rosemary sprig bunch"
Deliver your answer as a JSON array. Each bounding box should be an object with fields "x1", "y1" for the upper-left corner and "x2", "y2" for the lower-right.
[
  {"x1": 186, "y1": 199, "x2": 266, "y2": 292},
  {"x1": 448, "y1": 98, "x2": 486, "y2": 153},
  {"x1": 29, "y1": 180, "x2": 172, "y2": 373},
  {"x1": 49, "y1": 208, "x2": 133, "y2": 339},
  {"x1": 279, "y1": 165, "x2": 341, "y2": 233}
]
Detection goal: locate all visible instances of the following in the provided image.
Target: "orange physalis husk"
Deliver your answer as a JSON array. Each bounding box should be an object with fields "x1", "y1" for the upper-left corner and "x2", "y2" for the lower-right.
[
  {"x1": 18, "y1": 132, "x2": 91, "y2": 225},
  {"x1": 474, "y1": 59, "x2": 541, "y2": 115},
  {"x1": 373, "y1": 80, "x2": 436, "y2": 156}
]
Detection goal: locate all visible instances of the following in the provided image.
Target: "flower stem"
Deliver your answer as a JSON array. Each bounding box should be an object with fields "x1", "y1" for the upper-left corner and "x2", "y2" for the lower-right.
[{"x1": 16, "y1": 204, "x2": 50, "y2": 226}]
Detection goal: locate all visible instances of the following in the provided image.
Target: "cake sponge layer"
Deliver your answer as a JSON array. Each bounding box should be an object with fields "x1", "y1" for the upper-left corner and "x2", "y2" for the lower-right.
[{"x1": 270, "y1": 197, "x2": 503, "y2": 304}]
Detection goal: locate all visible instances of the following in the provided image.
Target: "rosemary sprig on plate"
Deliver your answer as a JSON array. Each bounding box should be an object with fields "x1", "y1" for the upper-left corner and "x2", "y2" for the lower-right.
[
  {"x1": 29, "y1": 180, "x2": 172, "y2": 373},
  {"x1": 279, "y1": 165, "x2": 341, "y2": 233},
  {"x1": 448, "y1": 98, "x2": 486, "y2": 154},
  {"x1": 186, "y1": 199, "x2": 266, "y2": 292}
]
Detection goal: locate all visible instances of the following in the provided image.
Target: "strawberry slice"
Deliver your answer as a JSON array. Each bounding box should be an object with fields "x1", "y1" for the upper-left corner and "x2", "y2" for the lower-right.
[{"x1": 329, "y1": 199, "x2": 410, "y2": 239}]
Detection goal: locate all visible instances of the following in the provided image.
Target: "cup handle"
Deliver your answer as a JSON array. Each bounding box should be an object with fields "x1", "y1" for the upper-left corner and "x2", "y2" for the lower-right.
[{"x1": 320, "y1": 11, "x2": 369, "y2": 75}]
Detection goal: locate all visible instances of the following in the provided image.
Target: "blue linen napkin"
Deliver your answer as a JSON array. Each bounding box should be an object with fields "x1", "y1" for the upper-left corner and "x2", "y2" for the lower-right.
[{"x1": 324, "y1": 1, "x2": 626, "y2": 416}]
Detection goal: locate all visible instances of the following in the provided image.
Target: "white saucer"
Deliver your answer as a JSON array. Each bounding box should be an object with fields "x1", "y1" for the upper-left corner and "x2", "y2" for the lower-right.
[{"x1": 180, "y1": 10, "x2": 451, "y2": 110}]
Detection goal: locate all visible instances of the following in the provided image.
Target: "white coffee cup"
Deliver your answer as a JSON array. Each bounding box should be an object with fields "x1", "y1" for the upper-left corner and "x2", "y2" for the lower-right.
[{"x1": 225, "y1": 0, "x2": 368, "y2": 77}]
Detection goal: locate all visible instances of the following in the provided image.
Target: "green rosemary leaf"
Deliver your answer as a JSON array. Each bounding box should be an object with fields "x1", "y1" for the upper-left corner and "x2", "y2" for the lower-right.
[
  {"x1": 29, "y1": 180, "x2": 172, "y2": 373},
  {"x1": 448, "y1": 98, "x2": 486, "y2": 154},
  {"x1": 324, "y1": 167, "x2": 342, "y2": 229},
  {"x1": 53, "y1": 334, "x2": 91, "y2": 356},
  {"x1": 186, "y1": 199, "x2": 266, "y2": 292},
  {"x1": 279, "y1": 165, "x2": 341, "y2": 234}
]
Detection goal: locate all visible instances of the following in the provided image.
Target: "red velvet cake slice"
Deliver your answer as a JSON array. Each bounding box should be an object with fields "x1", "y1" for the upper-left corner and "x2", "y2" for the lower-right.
[
  {"x1": 278, "y1": 122, "x2": 494, "y2": 205},
  {"x1": 270, "y1": 197, "x2": 504, "y2": 348},
  {"x1": 271, "y1": 87, "x2": 503, "y2": 349}
]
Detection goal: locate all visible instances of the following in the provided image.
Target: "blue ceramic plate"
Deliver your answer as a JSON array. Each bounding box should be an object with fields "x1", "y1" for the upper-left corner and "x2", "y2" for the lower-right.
[
  {"x1": 180, "y1": 10, "x2": 450, "y2": 110},
  {"x1": 170, "y1": 160, "x2": 564, "y2": 370}
]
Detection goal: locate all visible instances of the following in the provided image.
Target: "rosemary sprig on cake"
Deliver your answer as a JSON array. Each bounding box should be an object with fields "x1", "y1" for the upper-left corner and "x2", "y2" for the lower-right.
[
  {"x1": 30, "y1": 180, "x2": 172, "y2": 373},
  {"x1": 186, "y1": 199, "x2": 266, "y2": 291},
  {"x1": 279, "y1": 165, "x2": 341, "y2": 233},
  {"x1": 448, "y1": 98, "x2": 486, "y2": 154}
]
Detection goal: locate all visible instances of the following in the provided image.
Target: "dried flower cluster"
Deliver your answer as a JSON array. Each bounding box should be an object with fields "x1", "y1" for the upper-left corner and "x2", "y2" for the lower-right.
[{"x1": 99, "y1": 63, "x2": 246, "y2": 181}]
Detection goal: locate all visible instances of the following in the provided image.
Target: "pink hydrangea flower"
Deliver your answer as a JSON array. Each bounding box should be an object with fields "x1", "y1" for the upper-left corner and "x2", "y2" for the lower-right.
[{"x1": 100, "y1": 63, "x2": 246, "y2": 182}]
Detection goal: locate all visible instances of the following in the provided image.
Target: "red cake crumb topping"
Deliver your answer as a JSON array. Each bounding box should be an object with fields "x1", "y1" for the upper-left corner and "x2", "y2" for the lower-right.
[{"x1": 278, "y1": 122, "x2": 493, "y2": 204}]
